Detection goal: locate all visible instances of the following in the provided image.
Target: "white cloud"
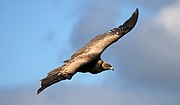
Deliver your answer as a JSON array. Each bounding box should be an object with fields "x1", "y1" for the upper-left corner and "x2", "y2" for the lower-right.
[{"x1": 156, "y1": 0, "x2": 180, "y2": 35}]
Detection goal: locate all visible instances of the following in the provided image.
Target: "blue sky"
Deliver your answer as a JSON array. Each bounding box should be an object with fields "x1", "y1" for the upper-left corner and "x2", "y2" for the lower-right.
[
  {"x1": 0, "y1": 0, "x2": 75, "y2": 88},
  {"x1": 0, "y1": 0, "x2": 180, "y2": 105}
]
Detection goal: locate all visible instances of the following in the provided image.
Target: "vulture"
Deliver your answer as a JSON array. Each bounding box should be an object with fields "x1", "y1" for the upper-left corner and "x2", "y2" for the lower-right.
[{"x1": 37, "y1": 8, "x2": 139, "y2": 94}]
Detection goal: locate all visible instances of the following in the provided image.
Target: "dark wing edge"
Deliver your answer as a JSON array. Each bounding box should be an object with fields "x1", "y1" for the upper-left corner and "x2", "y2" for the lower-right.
[{"x1": 109, "y1": 8, "x2": 139, "y2": 35}]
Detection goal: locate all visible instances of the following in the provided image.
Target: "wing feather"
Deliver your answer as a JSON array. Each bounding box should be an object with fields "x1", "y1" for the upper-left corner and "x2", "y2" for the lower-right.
[
  {"x1": 71, "y1": 8, "x2": 139, "y2": 58},
  {"x1": 37, "y1": 56, "x2": 92, "y2": 94}
]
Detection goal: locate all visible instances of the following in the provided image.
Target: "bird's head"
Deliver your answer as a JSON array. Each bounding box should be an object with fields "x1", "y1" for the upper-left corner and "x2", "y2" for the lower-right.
[{"x1": 102, "y1": 62, "x2": 114, "y2": 71}]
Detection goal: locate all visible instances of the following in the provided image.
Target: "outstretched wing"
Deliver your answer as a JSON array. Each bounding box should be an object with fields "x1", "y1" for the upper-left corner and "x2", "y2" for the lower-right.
[
  {"x1": 71, "y1": 8, "x2": 139, "y2": 59},
  {"x1": 37, "y1": 56, "x2": 92, "y2": 94}
]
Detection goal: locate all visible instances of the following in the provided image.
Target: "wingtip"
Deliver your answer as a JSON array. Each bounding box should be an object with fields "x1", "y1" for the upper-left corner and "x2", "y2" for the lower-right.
[
  {"x1": 121, "y1": 8, "x2": 139, "y2": 34},
  {"x1": 135, "y1": 8, "x2": 139, "y2": 13},
  {"x1": 132, "y1": 8, "x2": 139, "y2": 24},
  {"x1": 37, "y1": 88, "x2": 41, "y2": 94},
  {"x1": 108, "y1": 8, "x2": 139, "y2": 35},
  {"x1": 37, "y1": 91, "x2": 40, "y2": 95},
  {"x1": 131, "y1": 8, "x2": 139, "y2": 24},
  {"x1": 37, "y1": 87, "x2": 44, "y2": 95},
  {"x1": 134, "y1": 9, "x2": 139, "y2": 20}
]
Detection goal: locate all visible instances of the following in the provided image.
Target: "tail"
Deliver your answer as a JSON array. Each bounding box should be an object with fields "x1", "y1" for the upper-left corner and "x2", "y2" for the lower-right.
[
  {"x1": 109, "y1": 8, "x2": 139, "y2": 35},
  {"x1": 37, "y1": 72, "x2": 66, "y2": 94}
]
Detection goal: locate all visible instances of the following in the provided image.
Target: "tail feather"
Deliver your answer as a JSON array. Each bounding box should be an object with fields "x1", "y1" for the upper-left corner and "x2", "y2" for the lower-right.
[{"x1": 37, "y1": 73, "x2": 65, "y2": 94}]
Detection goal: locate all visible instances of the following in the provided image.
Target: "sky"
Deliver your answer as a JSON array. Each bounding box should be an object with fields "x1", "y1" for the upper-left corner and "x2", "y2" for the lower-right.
[{"x1": 0, "y1": 0, "x2": 180, "y2": 105}]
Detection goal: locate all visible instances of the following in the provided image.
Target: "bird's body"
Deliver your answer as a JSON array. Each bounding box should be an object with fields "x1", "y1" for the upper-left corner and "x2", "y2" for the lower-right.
[{"x1": 37, "y1": 8, "x2": 139, "y2": 94}]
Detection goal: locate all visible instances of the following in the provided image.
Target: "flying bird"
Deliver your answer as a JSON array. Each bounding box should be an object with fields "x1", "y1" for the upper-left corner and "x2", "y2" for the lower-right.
[{"x1": 37, "y1": 8, "x2": 139, "y2": 94}]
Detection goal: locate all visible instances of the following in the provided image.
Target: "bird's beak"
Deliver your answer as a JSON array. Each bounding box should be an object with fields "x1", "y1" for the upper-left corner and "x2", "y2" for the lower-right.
[{"x1": 110, "y1": 67, "x2": 114, "y2": 71}]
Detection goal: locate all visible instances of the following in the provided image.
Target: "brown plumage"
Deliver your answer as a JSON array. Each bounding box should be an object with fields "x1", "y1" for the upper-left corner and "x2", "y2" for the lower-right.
[{"x1": 37, "y1": 8, "x2": 139, "y2": 94}]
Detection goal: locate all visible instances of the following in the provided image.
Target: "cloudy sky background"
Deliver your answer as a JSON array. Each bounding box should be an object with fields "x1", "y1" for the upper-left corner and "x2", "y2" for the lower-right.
[{"x1": 0, "y1": 0, "x2": 180, "y2": 105}]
